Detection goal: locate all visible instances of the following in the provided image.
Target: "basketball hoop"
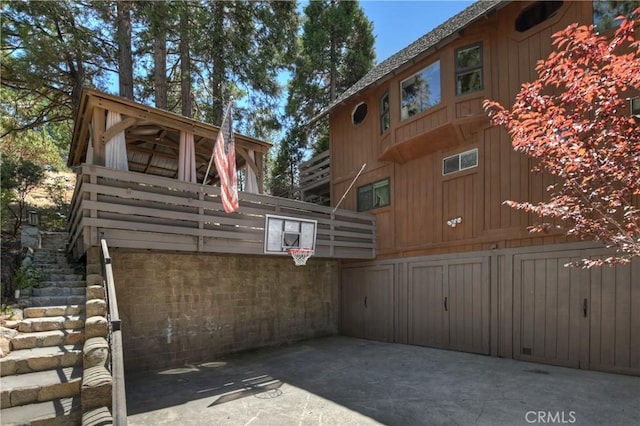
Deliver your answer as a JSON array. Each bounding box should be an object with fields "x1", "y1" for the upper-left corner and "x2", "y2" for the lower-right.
[{"x1": 289, "y1": 248, "x2": 314, "y2": 266}]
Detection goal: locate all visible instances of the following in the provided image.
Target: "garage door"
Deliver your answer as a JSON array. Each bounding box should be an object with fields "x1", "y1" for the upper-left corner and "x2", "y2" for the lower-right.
[
  {"x1": 514, "y1": 252, "x2": 640, "y2": 375},
  {"x1": 341, "y1": 266, "x2": 394, "y2": 342},
  {"x1": 408, "y1": 257, "x2": 490, "y2": 355}
]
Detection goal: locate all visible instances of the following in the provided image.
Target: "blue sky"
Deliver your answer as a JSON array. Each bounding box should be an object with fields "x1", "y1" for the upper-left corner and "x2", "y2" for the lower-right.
[{"x1": 360, "y1": 0, "x2": 475, "y2": 64}]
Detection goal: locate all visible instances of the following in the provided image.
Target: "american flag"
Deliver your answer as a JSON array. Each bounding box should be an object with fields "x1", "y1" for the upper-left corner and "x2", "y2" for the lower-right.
[{"x1": 213, "y1": 104, "x2": 238, "y2": 213}]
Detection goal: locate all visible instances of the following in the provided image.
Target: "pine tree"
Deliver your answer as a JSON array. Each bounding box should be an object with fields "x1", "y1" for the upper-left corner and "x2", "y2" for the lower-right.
[
  {"x1": 270, "y1": 0, "x2": 375, "y2": 195},
  {"x1": 1, "y1": 0, "x2": 111, "y2": 158}
]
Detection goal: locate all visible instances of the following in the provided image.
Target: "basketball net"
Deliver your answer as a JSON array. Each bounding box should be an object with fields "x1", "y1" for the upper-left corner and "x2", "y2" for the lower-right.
[{"x1": 289, "y1": 248, "x2": 314, "y2": 266}]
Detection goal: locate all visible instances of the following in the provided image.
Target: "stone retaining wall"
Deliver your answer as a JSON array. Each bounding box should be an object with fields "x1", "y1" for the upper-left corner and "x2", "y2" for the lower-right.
[{"x1": 109, "y1": 251, "x2": 339, "y2": 371}]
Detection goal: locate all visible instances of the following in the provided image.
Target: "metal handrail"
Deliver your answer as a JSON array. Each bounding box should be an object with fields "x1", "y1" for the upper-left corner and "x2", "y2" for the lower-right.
[{"x1": 100, "y1": 238, "x2": 127, "y2": 425}]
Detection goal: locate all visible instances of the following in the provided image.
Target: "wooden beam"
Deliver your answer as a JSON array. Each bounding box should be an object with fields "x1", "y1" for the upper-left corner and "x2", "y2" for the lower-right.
[
  {"x1": 236, "y1": 147, "x2": 260, "y2": 176},
  {"x1": 92, "y1": 108, "x2": 106, "y2": 166},
  {"x1": 255, "y1": 152, "x2": 264, "y2": 193},
  {"x1": 102, "y1": 117, "x2": 139, "y2": 144}
]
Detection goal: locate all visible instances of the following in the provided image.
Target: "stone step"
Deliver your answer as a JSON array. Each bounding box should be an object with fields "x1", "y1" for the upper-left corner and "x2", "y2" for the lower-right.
[
  {"x1": 48, "y1": 274, "x2": 84, "y2": 282},
  {"x1": 24, "y1": 305, "x2": 84, "y2": 319},
  {"x1": 0, "y1": 396, "x2": 81, "y2": 425},
  {"x1": 11, "y1": 329, "x2": 85, "y2": 350},
  {"x1": 32, "y1": 287, "x2": 86, "y2": 297},
  {"x1": 36, "y1": 280, "x2": 86, "y2": 289},
  {"x1": 0, "y1": 366, "x2": 82, "y2": 409},
  {"x1": 31, "y1": 258, "x2": 69, "y2": 266},
  {"x1": 18, "y1": 296, "x2": 87, "y2": 308},
  {"x1": 0, "y1": 345, "x2": 83, "y2": 377},
  {"x1": 18, "y1": 316, "x2": 85, "y2": 333},
  {"x1": 30, "y1": 267, "x2": 78, "y2": 275}
]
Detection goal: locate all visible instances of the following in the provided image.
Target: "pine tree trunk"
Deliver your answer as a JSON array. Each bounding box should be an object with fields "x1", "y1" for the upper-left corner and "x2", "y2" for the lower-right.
[
  {"x1": 210, "y1": 1, "x2": 225, "y2": 125},
  {"x1": 117, "y1": 0, "x2": 134, "y2": 100},
  {"x1": 154, "y1": 36, "x2": 167, "y2": 109},
  {"x1": 180, "y1": 4, "x2": 192, "y2": 118}
]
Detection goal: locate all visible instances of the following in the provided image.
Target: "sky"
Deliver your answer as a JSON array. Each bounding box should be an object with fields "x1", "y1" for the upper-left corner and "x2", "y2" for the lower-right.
[{"x1": 359, "y1": 1, "x2": 476, "y2": 64}]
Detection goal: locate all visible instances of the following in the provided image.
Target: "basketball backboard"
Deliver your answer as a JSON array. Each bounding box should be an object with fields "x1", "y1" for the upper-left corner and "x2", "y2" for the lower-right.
[{"x1": 264, "y1": 214, "x2": 317, "y2": 254}]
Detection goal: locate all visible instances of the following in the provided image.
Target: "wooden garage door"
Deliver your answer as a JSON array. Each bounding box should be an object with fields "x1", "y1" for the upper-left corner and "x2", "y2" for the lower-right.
[
  {"x1": 341, "y1": 266, "x2": 394, "y2": 342},
  {"x1": 585, "y1": 255, "x2": 640, "y2": 375},
  {"x1": 514, "y1": 251, "x2": 586, "y2": 368},
  {"x1": 514, "y1": 252, "x2": 640, "y2": 375},
  {"x1": 408, "y1": 257, "x2": 490, "y2": 355}
]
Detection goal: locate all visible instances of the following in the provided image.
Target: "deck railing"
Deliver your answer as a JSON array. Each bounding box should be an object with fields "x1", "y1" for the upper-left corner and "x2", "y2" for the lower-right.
[
  {"x1": 68, "y1": 164, "x2": 375, "y2": 260},
  {"x1": 299, "y1": 150, "x2": 330, "y2": 193},
  {"x1": 100, "y1": 238, "x2": 127, "y2": 425},
  {"x1": 298, "y1": 150, "x2": 331, "y2": 205}
]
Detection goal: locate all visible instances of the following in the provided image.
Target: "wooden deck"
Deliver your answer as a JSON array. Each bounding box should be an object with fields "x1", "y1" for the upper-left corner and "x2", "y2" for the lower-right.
[
  {"x1": 299, "y1": 150, "x2": 330, "y2": 205},
  {"x1": 67, "y1": 165, "x2": 375, "y2": 260}
]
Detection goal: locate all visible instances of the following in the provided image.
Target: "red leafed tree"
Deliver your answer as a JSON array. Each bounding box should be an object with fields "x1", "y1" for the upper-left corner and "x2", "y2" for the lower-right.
[{"x1": 483, "y1": 9, "x2": 640, "y2": 267}]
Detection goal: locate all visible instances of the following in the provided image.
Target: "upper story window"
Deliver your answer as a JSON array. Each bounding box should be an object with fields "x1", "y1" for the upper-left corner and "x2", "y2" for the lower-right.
[
  {"x1": 401, "y1": 60, "x2": 441, "y2": 121},
  {"x1": 593, "y1": 1, "x2": 639, "y2": 33},
  {"x1": 516, "y1": 1, "x2": 563, "y2": 32},
  {"x1": 380, "y1": 92, "x2": 390, "y2": 134},
  {"x1": 455, "y1": 43, "x2": 483, "y2": 96},
  {"x1": 357, "y1": 178, "x2": 390, "y2": 212},
  {"x1": 443, "y1": 148, "x2": 478, "y2": 175},
  {"x1": 352, "y1": 102, "x2": 368, "y2": 125}
]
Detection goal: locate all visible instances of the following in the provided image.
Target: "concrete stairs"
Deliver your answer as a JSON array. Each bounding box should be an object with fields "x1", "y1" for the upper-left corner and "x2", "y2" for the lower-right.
[{"x1": 0, "y1": 232, "x2": 93, "y2": 425}]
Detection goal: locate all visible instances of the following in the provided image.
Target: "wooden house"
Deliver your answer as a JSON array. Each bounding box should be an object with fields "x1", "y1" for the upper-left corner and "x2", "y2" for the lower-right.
[
  {"x1": 66, "y1": 90, "x2": 376, "y2": 370},
  {"x1": 310, "y1": 0, "x2": 640, "y2": 375}
]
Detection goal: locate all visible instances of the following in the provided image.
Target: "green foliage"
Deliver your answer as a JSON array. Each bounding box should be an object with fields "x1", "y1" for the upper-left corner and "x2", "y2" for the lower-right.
[
  {"x1": 0, "y1": 156, "x2": 45, "y2": 236},
  {"x1": 36, "y1": 173, "x2": 73, "y2": 231},
  {"x1": 0, "y1": 304, "x2": 16, "y2": 318},
  {"x1": 14, "y1": 264, "x2": 49, "y2": 290},
  {"x1": 0, "y1": 88, "x2": 67, "y2": 167},
  {"x1": 1, "y1": 0, "x2": 110, "y2": 157}
]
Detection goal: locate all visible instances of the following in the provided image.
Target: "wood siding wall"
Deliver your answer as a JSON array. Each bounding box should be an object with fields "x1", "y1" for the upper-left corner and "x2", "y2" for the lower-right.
[
  {"x1": 329, "y1": 1, "x2": 598, "y2": 260},
  {"x1": 341, "y1": 243, "x2": 640, "y2": 376}
]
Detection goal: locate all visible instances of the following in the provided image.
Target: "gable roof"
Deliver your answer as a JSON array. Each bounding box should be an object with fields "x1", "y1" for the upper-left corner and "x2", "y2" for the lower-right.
[
  {"x1": 310, "y1": 0, "x2": 507, "y2": 124},
  {"x1": 68, "y1": 89, "x2": 271, "y2": 181}
]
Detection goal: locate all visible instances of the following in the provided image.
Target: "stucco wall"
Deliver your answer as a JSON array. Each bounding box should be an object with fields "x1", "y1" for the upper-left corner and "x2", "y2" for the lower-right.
[{"x1": 110, "y1": 250, "x2": 339, "y2": 371}]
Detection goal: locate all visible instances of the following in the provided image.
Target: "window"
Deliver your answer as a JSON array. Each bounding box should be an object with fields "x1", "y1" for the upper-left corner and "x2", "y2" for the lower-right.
[
  {"x1": 631, "y1": 97, "x2": 640, "y2": 119},
  {"x1": 516, "y1": 1, "x2": 563, "y2": 32},
  {"x1": 352, "y1": 102, "x2": 368, "y2": 125},
  {"x1": 380, "y1": 92, "x2": 390, "y2": 134},
  {"x1": 594, "y1": 1, "x2": 640, "y2": 33},
  {"x1": 357, "y1": 178, "x2": 390, "y2": 212},
  {"x1": 401, "y1": 61, "x2": 441, "y2": 121},
  {"x1": 443, "y1": 148, "x2": 478, "y2": 175},
  {"x1": 455, "y1": 43, "x2": 483, "y2": 96}
]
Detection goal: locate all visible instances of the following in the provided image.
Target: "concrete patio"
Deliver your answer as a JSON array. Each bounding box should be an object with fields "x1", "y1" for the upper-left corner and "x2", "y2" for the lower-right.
[{"x1": 125, "y1": 336, "x2": 639, "y2": 425}]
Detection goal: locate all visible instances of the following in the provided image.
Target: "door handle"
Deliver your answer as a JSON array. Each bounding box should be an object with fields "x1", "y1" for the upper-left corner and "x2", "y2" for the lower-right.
[
  {"x1": 444, "y1": 297, "x2": 448, "y2": 312},
  {"x1": 583, "y1": 298, "x2": 588, "y2": 318},
  {"x1": 364, "y1": 296, "x2": 367, "y2": 308}
]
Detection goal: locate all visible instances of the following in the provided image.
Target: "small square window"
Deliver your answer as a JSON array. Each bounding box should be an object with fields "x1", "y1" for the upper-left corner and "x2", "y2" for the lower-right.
[
  {"x1": 373, "y1": 180, "x2": 390, "y2": 208},
  {"x1": 443, "y1": 156, "x2": 460, "y2": 175},
  {"x1": 358, "y1": 178, "x2": 390, "y2": 211},
  {"x1": 593, "y1": 0, "x2": 638, "y2": 34},
  {"x1": 443, "y1": 148, "x2": 478, "y2": 175},
  {"x1": 460, "y1": 150, "x2": 478, "y2": 169}
]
